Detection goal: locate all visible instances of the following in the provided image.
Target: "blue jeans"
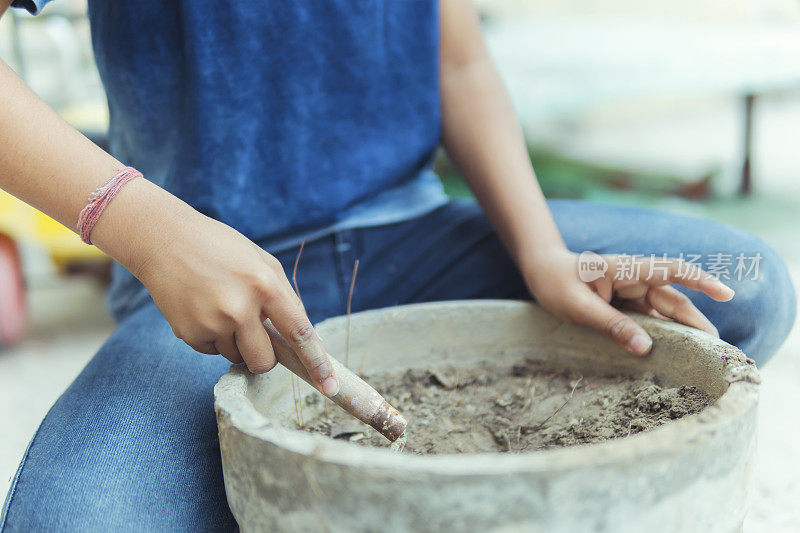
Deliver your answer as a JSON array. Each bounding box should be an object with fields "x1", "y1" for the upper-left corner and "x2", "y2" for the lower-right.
[{"x1": 2, "y1": 200, "x2": 795, "y2": 531}]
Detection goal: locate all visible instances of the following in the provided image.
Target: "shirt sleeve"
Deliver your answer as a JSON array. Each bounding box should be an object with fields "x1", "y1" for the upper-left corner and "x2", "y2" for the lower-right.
[{"x1": 10, "y1": 0, "x2": 52, "y2": 15}]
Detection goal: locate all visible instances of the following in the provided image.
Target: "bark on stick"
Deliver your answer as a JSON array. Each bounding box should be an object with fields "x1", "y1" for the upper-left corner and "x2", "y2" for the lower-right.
[{"x1": 264, "y1": 321, "x2": 407, "y2": 442}]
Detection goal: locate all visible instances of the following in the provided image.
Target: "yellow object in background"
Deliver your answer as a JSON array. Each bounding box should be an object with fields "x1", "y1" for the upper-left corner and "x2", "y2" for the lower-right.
[{"x1": 0, "y1": 189, "x2": 106, "y2": 269}]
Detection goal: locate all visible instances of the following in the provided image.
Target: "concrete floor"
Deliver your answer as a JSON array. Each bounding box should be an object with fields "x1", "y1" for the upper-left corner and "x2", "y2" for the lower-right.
[
  {"x1": 2, "y1": 97, "x2": 799, "y2": 530},
  {"x1": 0, "y1": 276, "x2": 112, "y2": 504}
]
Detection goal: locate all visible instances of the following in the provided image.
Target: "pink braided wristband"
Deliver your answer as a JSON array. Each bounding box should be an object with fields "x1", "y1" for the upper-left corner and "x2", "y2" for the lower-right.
[{"x1": 77, "y1": 167, "x2": 142, "y2": 245}]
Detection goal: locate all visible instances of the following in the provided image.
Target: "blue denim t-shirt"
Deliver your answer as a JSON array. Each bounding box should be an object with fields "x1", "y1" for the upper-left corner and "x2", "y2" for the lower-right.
[{"x1": 15, "y1": 0, "x2": 447, "y2": 317}]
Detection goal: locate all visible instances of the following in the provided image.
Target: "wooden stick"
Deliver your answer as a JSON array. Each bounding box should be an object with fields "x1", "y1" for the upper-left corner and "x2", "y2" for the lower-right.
[
  {"x1": 283, "y1": 244, "x2": 403, "y2": 441},
  {"x1": 264, "y1": 320, "x2": 407, "y2": 442}
]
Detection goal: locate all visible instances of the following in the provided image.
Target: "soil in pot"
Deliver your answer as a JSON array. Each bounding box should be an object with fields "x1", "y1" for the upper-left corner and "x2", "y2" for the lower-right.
[{"x1": 303, "y1": 357, "x2": 712, "y2": 454}]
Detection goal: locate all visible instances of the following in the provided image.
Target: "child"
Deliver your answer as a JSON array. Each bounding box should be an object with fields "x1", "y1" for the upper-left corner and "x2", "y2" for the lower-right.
[{"x1": 0, "y1": 0, "x2": 794, "y2": 529}]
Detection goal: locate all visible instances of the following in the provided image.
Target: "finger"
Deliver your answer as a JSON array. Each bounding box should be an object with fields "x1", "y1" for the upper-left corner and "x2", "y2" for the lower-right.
[
  {"x1": 263, "y1": 279, "x2": 339, "y2": 396},
  {"x1": 616, "y1": 297, "x2": 655, "y2": 316},
  {"x1": 695, "y1": 275, "x2": 735, "y2": 302},
  {"x1": 571, "y1": 292, "x2": 652, "y2": 356},
  {"x1": 650, "y1": 309, "x2": 671, "y2": 320},
  {"x1": 214, "y1": 335, "x2": 244, "y2": 364},
  {"x1": 591, "y1": 278, "x2": 613, "y2": 303},
  {"x1": 655, "y1": 260, "x2": 734, "y2": 301},
  {"x1": 646, "y1": 285, "x2": 719, "y2": 337},
  {"x1": 614, "y1": 281, "x2": 648, "y2": 300},
  {"x1": 185, "y1": 340, "x2": 219, "y2": 356},
  {"x1": 235, "y1": 319, "x2": 277, "y2": 374},
  {"x1": 606, "y1": 256, "x2": 735, "y2": 301},
  {"x1": 674, "y1": 266, "x2": 734, "y2": 301},
  {"x1": 617, "y1": 297, "x2": 671, "y2": 320}
]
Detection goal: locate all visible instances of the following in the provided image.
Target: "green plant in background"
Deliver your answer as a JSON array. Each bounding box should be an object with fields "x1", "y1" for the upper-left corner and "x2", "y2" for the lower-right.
[{"x1": 435, "y1": 145, "x2": 715, "y2": 201}]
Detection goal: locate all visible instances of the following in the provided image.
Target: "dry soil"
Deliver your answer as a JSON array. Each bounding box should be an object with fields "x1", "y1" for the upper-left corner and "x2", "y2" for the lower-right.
[{"x1": 303, "y1": 357, "x2": 711, "y2": 454}]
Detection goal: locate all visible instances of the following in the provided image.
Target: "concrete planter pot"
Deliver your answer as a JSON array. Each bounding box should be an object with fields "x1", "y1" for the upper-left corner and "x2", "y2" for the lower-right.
[{"x1": 214, "y1": 300, "x2": 760, "y2": 532}]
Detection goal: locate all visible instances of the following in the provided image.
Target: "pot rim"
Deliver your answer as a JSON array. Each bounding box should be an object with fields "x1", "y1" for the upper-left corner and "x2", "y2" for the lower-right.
[{"x1": 214, "y1": 300, "x2": 759, "y2": 476}]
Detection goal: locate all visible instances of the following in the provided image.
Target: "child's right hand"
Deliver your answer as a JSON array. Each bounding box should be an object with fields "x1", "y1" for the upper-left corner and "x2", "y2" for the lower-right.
[
  {"x1": 0, "y1": 58, "x2": 326, "y2": 397},
  {"x1": 122, "y1": 201, "x2": 339, "y2": 397}
]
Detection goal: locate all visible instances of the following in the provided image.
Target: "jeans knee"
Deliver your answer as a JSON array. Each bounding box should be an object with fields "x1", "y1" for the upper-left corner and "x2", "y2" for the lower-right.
[{"x1": 716, "y1": 232, "x2": 795, "y2": 364}]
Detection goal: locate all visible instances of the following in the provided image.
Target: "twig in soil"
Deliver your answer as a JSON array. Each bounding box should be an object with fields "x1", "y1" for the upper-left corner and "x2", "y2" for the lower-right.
[
  {"x1": 534, "y1": 374, "x2": 583, "y2": 430},
  {"x1": 291, "y1": 240, "x2": 307, "y2": 428},
  {"x1": 291, "y1": 374, "x2": 302, "y2": 428},
  {"x1": 345, "y1": 259, "x2": 359, "y2": 367},
  {"x1": 298, "y1": 376, "x2": 305, "y2": 426}
]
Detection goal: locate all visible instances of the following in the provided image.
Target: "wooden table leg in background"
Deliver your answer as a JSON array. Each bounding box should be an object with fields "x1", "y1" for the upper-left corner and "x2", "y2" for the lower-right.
[{"x1": 740, "y1": 93, "x2": 755, "y2": 196}]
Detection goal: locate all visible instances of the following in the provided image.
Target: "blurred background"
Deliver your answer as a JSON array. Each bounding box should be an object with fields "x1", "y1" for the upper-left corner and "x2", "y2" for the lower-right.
[{"x1": 1, "y1": 1, "x2": 799, "y2": 529}]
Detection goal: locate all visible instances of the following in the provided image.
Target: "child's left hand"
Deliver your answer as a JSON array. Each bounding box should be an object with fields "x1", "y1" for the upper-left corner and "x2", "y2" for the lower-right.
[{"x1": 523, "y1": 248, "x2": 735, "y2": 356}]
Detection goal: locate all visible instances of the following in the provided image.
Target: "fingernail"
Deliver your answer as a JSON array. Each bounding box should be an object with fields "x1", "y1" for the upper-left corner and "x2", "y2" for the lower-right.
[
  {"x1": 321, "y1": 377, "x2": 339, "y2": 397},
  {"x1": 628, "y1": 334, "x2": 652, "y2": 355},
  {"x1": 721, "y1": 285, "x2": 735, "y2": 299}
]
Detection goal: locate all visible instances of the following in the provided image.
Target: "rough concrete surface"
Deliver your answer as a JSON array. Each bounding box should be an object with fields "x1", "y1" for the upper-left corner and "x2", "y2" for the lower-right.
[{"x1": 216, "y1": 301, "x2": 759, "y2": 532}]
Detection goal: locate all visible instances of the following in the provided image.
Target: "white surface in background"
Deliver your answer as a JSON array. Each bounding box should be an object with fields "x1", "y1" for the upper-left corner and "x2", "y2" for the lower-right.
[
  {"x1": 745, "y1": 342, "x2": 800, "y2": 531},
  {"x1": 0, "y1": 1, "x2": 107, "y2": 129},
  {"x1": 476, "y1": 0, "x2": 800, "y2": 23},
  {"x1": 486, "y1": 16, "x2": 800, "y2": 125}
]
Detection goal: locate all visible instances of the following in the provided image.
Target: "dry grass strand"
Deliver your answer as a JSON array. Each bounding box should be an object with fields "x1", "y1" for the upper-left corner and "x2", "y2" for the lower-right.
[{"x1": 345, "y1": 259, "x2": 359, "y2": 367}]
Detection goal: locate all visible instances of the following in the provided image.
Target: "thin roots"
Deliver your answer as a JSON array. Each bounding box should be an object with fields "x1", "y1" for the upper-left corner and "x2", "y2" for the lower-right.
[
  {"x1": 291, "y1": 240, "x2": 307, "y2": 428},
  {"x1": 292, "y1": 238, "x2": 306, "y2": 299},
  {"x1": 534, "y1": 374, "x2": 583, "y2": 430},
  {"x1": 297, "y1": 376, "x2": 304, "y2": 426},
  {"x1": 291, "y1": 373, "x2": 302, "y2": 428},
  {"x1": 345, "y1": 259, "x2": 359, "y2": 367}
]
